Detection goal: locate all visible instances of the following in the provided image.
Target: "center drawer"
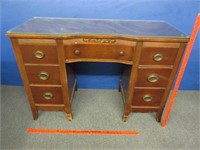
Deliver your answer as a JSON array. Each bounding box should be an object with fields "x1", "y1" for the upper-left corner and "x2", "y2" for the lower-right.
[
  {"x1": 65, "y1": 44, "x2": 134, "y2": 62},
  {"x1": 64, "y1": 38, "x2": 135, "y2": 63}
]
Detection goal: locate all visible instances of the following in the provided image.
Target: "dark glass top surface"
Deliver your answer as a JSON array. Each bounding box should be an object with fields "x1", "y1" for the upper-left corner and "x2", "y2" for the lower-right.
[{"x1": 7, "y1": 17, "x2": 188, "y2": 38}]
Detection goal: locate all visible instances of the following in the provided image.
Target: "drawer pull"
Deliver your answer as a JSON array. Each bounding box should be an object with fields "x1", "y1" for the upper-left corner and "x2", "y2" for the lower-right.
[
  {"x1": 153, "y1": 53, "x2": 163, "y2": 61},
  {"x1": 38, "y1": 71, "x2": 49, "y2": 80},
  {"x1": 43, "y1": 92, "x2": 53, "y2": 100},
  {"x1": 148, "y1": 74, "x2": 159, "y2": 82},
  {"x1": 34, "y1": 51, "x2": 45, "y2": 59},
  {"x1": 74, "y1": 50, "x2": 80, "y2": 55},
  {"x1": 119, "y1": 51, "x2": 125, "y2": 56},
  {"x1": 143, "y1": 95, "x2": 152, "y2": 102}
]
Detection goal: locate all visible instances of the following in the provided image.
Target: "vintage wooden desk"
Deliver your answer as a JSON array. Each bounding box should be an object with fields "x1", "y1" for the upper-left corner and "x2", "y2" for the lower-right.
[{"x1": 6, "y1": 17, "x2": 189, "y2": 123}]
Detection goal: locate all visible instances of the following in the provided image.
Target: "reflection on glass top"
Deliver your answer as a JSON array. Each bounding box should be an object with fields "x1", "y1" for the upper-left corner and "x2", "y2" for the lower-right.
[{"x1": 7, "y1": 17, "x2": 188, "y2": 38}]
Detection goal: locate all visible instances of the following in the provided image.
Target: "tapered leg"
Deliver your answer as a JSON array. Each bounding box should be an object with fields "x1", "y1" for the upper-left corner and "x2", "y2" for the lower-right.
[
  {"x1": 122, "y1": 113, "x2": 129, "y2": 122},
  {"x1": 32, "y1": 109, "x2": 38, "y2": 120},
  {"x1": 156, "y1": 110, "x2": 163, "y2": 122},
  {"x1": 118, "y1": 82, "x2": 121, "y2": 92},
  {"x1": 75, "y1": 82, "x2": 78, "y2": 91},
  {"x1": 66, "y1": 113, "x2": 73, "y2": 121}
]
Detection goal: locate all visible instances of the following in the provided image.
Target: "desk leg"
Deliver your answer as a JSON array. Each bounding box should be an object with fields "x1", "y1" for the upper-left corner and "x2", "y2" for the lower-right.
[
  {"x1": 122, "y1": 42, "x2": 143, "y2": 122},
  {"x1": 122, "y1": 114, "x2": 129, "y2": 122},
  {"x1": 32, "y1": 108, "x2": 38, "y2": 120},
  {"x1": 75, "y1": 83, "x2": 78, "y2": 91},
  {"x1": 57, "y1": 40, "x2": 73, "y2": 121},
  {"x1": 66, "y1": 113, "x2": 73, "y2": 121},
  {"x1": 118, "y1": 80, "x2": 121, "y2": 92},
  {"x1": 11, "y1": 39, "x2": 39, "y2": 121},
  {"x1": 156, "y1": 109, "x2": 163, "y2": 122},
  {"x1": 120, "y1": 65, "x2": 132, "y2": 122}
]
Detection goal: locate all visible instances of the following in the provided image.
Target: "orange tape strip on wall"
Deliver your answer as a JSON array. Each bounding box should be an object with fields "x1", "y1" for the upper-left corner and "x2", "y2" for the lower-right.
[
  {"x1": 26, "y1": 128, "x2": 140, "y2": 135},
  {"x1": 162, "y1": 14, "x2": 200, "y2": 127}
]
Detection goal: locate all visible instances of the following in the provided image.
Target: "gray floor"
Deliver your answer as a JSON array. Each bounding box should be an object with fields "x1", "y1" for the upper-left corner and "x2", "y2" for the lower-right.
[{"x1": 1, "y1": 85, "x2": 199, "y2": 150}]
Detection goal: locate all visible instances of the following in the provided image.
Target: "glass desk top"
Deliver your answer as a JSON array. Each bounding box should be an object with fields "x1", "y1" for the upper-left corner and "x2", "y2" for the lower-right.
[{"x1": 7, "y1": 17, "x2": 188, "y2": 38}]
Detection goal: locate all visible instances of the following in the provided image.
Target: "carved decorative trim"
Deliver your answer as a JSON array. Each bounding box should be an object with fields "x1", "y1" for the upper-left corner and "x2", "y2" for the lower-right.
[{"x1": 83, "y1": 38, "x2": 116, "y2": 43}]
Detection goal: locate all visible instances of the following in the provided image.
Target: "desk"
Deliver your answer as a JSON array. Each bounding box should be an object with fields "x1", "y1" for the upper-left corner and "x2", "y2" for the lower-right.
[{"x1": 6, "y1": 17, "x2": 189, "y2": 122}]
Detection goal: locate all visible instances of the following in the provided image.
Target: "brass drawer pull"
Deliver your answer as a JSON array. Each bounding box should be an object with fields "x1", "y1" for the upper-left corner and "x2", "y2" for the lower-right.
[
  {"x1": 153, "y1": 53, "x2": 163, "y2": 61},
  {"x1": 119, "y1": 51, "x2": 125, "y2": 56},
  {"x1": 38, "y1": 71, "x2": 49, "y2": 80},
  {"x1": 143, "y1": 94, "x2": 152, "y2": 102},
  {"x1": 74, "y1": 50, "x2": 80, "y2": 55},
  {"x1": 34, "y1": 51, "x2": 45, "y2": 59},
  {"x1": 148, "y1": 74, "x2": 159, "y2": 82},
  {"x1": 43, "y1": 92, "x2": 53, "y2": 100}
]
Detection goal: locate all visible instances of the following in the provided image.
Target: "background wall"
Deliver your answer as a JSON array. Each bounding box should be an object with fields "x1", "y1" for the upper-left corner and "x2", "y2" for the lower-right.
[{"x1": 1, "y1": 0, "x2": 199, "y2": 90}]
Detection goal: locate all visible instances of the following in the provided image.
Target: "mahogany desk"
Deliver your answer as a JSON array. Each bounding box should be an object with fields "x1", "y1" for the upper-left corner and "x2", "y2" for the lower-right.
[{"x1": 6, "y1": 17, "x2": 189, "y2": 122}]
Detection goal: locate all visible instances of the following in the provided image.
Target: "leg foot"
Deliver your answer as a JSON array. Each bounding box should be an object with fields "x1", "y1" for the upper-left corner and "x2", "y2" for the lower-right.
[
  {"x1": 118, "y1": 82, "x2": 121, "y2": 92},
  {"x1": 66, "y1": 113, "x2": 73, "y2": 121},
  {"x1": 122, "y1": 114, "x2": 128, "y2": 122},
  {"x1": 32, "y1": 109, "x2": 38, "y2": 120},
  {"x1": 156, "y1": 112, "x2": 161, "y2": 122},
  {"x1": 75, "y1": 83, "x2": 78, "y2": 91}
]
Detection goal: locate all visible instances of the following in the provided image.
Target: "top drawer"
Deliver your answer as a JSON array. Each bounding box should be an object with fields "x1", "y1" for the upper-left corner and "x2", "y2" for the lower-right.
[
  {"x1": 18, "y1": 39, "x2": 58, "y2": 64},
  {"x1": 139, "y1": 42, "x2": 180, "y2": 65},
  {"x1": 64, "y1": 38, "x2": 135, "y2": 64}
]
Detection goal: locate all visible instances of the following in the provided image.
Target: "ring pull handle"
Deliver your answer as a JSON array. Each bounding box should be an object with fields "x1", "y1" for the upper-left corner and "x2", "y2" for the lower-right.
[
  {"x1": 34, "y1": 51, "x2": 45, "y2": 59},
  {"x1": 38, "y1": 71, "x2": 49, "y2": 80},
  {"x1": 74, "y1": 50, "x2": 80, "y2": 55},
  {"x1": 143, "y1": 94, "x2": 152, "y2": 102},
  {"x1": 43, "y1": 92, "x2": 53, "y2": 100},
  {"x1": 153, "y1": 53, "x2": 163, "y2": 62},
  {"x1": 119, "y1": 51, "x2": 125, "y2": 56},
  {"x1": 148, "y1": 74, "x2": 159, "y2": 83}
]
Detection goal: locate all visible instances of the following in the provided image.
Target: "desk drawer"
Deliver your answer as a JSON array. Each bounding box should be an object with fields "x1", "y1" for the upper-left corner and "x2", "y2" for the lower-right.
[
  {"x1": 25, "y1": 66, "x2": 61, "y2": 85},
  {"x1": 20, "y1": 45, "x2": 58, "y2": 64},
  {"x1": 139, "y1": 47, "x2": 179, "y2": 65},
  {"x1": 65, "y1": 44, "x2": 134, "y2": 62},
  {"x1": 132, "y1": 89, "x2": 165, "y2": 106},
  {"x1": 135, "y1": 68, "x2": 172, "y2": 87},
  {"x1": 31, "y1": 86, "x2": 63, "y2": 104},
  {"x1": 139, "y1": 42, "x2": 180, "y2": 66}
]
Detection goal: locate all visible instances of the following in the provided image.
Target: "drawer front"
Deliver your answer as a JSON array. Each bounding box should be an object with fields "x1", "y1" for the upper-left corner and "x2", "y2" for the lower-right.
[
  {"x1": 25, "y1": 66, "x2": 61, "y2": 85},
  {"x1": 135, "y1": 68, "x2": 172, "y2": 87},
  {"x1": 63, "y1": 38, "x2": 135, "y2": 46},
  {"x1": 139, "y1": 47, "x2": 178, "y2": 65},
  {"x1": 65, "y1": 44, "x2": 134, "y2": 62},
  {"x1": 132, "y1": 89, "x2": 165, "y2": 106},
  {"x1": 31, "y1": 86, "x2": 63, "y2": 104},
  {"x1": 20, "y1": 45, "x2": 58, "y2": 64}
]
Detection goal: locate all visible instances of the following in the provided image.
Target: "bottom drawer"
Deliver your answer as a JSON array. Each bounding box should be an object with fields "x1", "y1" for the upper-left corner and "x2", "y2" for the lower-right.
[
  {"x1": 31, "y1": 86, "x2": 63, "y2": 104},
  {"x1": 132, "y1": 89, "x2": 165, "y2": 107}
]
